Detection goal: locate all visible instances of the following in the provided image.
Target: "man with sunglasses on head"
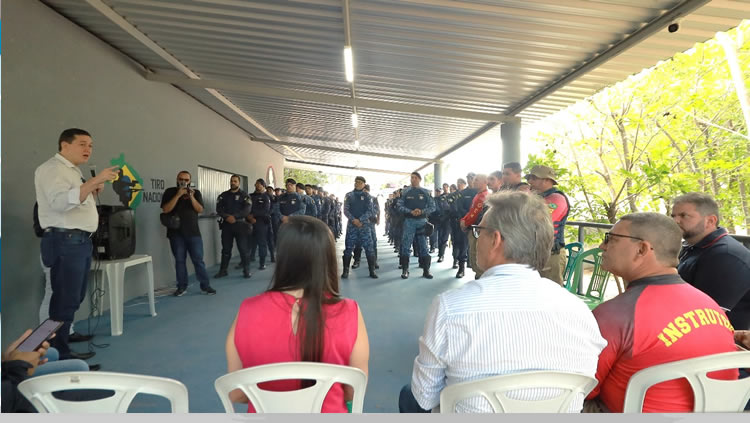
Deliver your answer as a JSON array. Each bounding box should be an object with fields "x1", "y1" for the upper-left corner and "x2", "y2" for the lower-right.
[
  {"x1": 525, "y1": 165, "x2": 569, "y2": 285},
  {"x1": 161, "y1": 171, "x2": 215, "y2": 296},
  {"x1": 584, "y1": 213, "x2": 738, "y2": 413},
  {"x1": 399, "y1": 192, "x2": 605, "y2": 413}
]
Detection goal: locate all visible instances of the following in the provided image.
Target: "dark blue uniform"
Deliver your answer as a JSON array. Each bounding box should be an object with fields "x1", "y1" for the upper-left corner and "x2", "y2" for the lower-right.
[
  {"x1": 248, "y1": 191, "x2": 272, "y2": 268},
  {"x1": 216, "y1": 189, "x2": 252, "y2": 276},
  {"x1": 397, "y1": 186, "x2": 435, "y2": 278},
  {"x1": 278, "y1": 191, "x2": 305, "y2": 217}
]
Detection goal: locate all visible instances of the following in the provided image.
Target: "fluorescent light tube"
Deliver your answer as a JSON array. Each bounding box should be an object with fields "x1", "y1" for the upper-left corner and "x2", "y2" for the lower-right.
[{"x1": 344, "y1": 46, "x2": 354, "y2": 82}]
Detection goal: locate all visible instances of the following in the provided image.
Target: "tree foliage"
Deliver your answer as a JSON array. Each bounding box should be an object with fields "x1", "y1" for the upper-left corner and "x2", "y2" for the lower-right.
[
  {"x1": 528, "y1": 21, "x2": 750, "y2": 232},
  {"x1": 283, "y1": 168, "x2": 329, "y2": 187}
]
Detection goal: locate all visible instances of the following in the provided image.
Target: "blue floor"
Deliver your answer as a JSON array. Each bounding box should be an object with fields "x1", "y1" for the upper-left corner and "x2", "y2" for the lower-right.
[{"x1": 71, "y1": 237, "x2": 466, "y2": 412}]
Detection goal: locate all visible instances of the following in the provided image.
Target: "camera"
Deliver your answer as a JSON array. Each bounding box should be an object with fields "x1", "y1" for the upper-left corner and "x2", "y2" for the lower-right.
[
  {"x1": 178, "y1": 181, "x2": 196, "y2": 189},
  {"x1": 668, "y1": 22, "x2": 680, "y2": 33}
]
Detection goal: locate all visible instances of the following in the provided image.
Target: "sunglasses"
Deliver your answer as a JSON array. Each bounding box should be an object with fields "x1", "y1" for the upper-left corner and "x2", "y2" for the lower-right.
[{"x1": 603, "y1": 232, "x2": 644, "y2": 244}]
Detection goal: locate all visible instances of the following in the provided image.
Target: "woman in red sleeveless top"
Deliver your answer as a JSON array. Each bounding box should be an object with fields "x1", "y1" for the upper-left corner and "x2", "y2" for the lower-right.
[{"x1": 225, "y1": 215, "x2": 370, "y2": 412}]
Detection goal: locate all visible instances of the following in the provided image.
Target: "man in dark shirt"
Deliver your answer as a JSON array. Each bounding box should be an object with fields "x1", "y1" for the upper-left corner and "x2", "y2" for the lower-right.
[
  {"x1": 161, "y1": 171, "x2": 215, "y2": 296},
  {"x1": 215, "y1": 175, "x2": 252, "y2": 279},
  {"x1": 672, "y1": 193, "x2": 750, "y2": 330}
]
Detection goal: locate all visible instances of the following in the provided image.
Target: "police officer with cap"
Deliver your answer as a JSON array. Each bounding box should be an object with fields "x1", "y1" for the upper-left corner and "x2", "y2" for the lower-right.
[
  {"x1": 342, "y1": 176, "x2": 378, "y2": 279},
  {"x1": 353, "y1": 184, "x2": 380, "y2": 270},
  {"x1": 278, "y1": 178, "x2": 306, "y2": 222},
  {"x1": 397, "y1": 172, "x2": 436, "y2": 279},
  {"x1": 215, "y1": 174, "x2": 252, "y2": 279}
]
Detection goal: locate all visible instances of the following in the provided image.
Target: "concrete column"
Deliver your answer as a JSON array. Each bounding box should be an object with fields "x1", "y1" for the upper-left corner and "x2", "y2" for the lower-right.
[
  {"x1": 501, "y1": 120, "x2": 522, "y2": 164},
  {"x1": 433, "y1": 162, "x2": 443, "y2": 190}
]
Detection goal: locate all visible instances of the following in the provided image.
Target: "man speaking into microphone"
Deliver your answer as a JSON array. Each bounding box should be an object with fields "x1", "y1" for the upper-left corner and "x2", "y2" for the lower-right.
[{"x1": 34, "y1": 128, "x2": 119, "y2": 360}]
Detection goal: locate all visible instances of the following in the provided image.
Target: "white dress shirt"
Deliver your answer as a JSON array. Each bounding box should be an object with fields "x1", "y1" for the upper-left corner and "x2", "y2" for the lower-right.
[
  {"x1": 411, "y1": 263, "x2": 607, "y2": 413},
  {"x1": 34, "y1": 153, "x2": 98, "y2": 232}
]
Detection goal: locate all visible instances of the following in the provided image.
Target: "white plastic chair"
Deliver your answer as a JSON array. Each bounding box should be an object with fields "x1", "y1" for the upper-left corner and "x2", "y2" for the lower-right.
[
  {"x1": 439, "y1": 371, "x2": 598, "y2": 413},
  {"x1": 214, "y1": 362, "x2": 367, "y2": 413},
  {"x1": 17, "y1": 371, "x2": 189, "y2": 413},
  {"x1": 622, "y1": 351, "x2": 750, "y2": 413}
]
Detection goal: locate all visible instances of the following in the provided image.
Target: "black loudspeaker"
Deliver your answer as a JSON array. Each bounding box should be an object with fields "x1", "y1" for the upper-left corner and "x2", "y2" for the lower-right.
[{"x1": 94, "y1": 205, "x2": 136, "y2": 260}]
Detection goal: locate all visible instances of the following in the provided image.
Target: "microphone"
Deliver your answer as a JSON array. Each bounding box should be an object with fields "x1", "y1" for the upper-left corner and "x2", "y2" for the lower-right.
[{"x1": 90, "y1": 166, "x2": 97, "y2": 178}]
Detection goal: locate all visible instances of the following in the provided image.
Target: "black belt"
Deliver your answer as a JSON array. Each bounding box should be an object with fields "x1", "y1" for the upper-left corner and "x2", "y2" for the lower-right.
[{"x1": 44, "y1": 227, "x2": 94, "y2": 238}]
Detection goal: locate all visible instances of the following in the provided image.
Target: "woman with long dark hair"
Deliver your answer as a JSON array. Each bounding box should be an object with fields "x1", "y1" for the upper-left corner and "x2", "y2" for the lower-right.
[{"x1": 225, "y1": 216, "x2": 370, "y2": 412}]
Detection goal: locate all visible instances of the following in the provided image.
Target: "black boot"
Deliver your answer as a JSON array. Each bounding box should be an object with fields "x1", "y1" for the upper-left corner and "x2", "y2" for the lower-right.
[
  {"x1": 437, "y1": 245, "x2": 446, "y2": 263},
  {"x1": 367, "y1": 255, "x2": 378, "y2": 279},
  {"x1": 259, "y1": 257, "x2": 266, "y2": 270},
  {"x1": 215, "y1": 255, "x2": 230, "y2": 278},
  {"x1": 452, "y1": 259, "x2": 459, "y2": 269},
  {"x1": 400, "y1": 255, "x2": 410, "y2": 279},
  {"x1": 341, "y1": 255, "x2": 351, "y2": 279},
  {"x1": 352, "y1": 247, "x2": 361, "y2": 269},
  {"x1": 421, "y1": 256, "x2": 433, "y2": 279},
  {"x1": 456, "y1": 261, "x2": 465, "y2": 278},
  {"x1": 374, "y1": 249, "x2": 379, "y2": 269}
]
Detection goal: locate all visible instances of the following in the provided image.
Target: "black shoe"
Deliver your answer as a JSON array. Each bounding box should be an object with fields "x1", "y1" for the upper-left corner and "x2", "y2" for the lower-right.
[
  {"x1": 214, "y1": 270, "x2": 228, "y2": 278},
  {"x1": 174, "y1": 287, "x2": 186, "y2": 297},
  {"x1": 341, "y1": 255, "x2": 351, "y2": 279},
  {"x1": 421, "y1": 257, "x2": 433, "y2": 279},
  {"x1": 429, "y1": 248, "x2": 436, "y2": 254},
  {"x1": 351, "y1": 261, "x2": 360, "y2": 269},
  {"x1": 259, "y1": 264, "x2": 266, "y2": 270},
  {"x1": 400, "y1": 256, "x2": 409, "y2": 279},
  {"x1": 452, "y1": 259, "x2": 459, "y2": 269},
  {"x1": 456, "y1": 262, "x2": 465, "y2": 278},
  {"x1": 88, "y1": 364, "x2": 101, "y2": 371},
  {"x1": 437, "y1": 256, "x2": 444, "y2": 263},
  {"x1": 374, "y1": 263, "x2": 380, "y2": 269},
  {"x1": 69, "y1": 332, "x2": 94, "y2": 343},
  {"x1": 243, "y1": 271, "x2": 252, "y2": 279},
  {"x1": 70, "y1": 351, "x2": 96, "y2": 360},
  {"x1": 202, "y1": 286, "x2": 217, "y2": 295}
]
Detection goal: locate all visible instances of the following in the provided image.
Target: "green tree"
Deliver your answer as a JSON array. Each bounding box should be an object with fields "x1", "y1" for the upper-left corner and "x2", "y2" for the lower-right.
[
  {"x1": 528, "y1": 20, "x2": 750, "y2": 232},
  {"x1": 283, "y1": 168, "x2": 329, "y2": 187}
]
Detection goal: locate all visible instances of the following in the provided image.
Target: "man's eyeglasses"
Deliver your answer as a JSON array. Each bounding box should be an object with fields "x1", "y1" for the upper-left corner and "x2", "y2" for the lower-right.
[
  {"x1": 469, "y1": 225, "x2": 491, "y2": 239},
  {"x1": 603, "y1": 232, "x2": 645, "y2": 244}
]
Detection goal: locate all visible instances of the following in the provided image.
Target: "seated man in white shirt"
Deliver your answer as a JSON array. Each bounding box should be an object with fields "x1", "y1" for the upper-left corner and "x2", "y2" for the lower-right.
[{"x1": 399, "y1": 191, "x2": 607, "y2": 413}]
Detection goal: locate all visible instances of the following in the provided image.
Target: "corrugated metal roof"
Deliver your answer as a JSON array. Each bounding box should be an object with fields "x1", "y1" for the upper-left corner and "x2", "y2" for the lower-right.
[{"x1": 40, "y1": 0, "x2": 750, "y2": 172}]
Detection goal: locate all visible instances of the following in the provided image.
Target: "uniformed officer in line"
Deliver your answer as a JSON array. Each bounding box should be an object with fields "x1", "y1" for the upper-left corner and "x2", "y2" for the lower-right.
[
  {"x1": 319, "y1": 188, "x2": 331, "y2": 226},
  {"x1": 270, "y1": 186, "x2": 282, "y2": 246},
  {"x1": 327, "y1": 193, "x2": 338, "y2": 237},
  {"x1": 279, "y1": 178, "x2": 306, "y2": 222},
  {"x1": 215, "y1": 174, "x2": 252, "y2": 279},
  {"x1": 264, "y1": 185, "x2": 277, "y2": 262},
  {"x1": 353, "y1": 184, "x2": 380, "y2": 270},
  {"x1": 397, "y1": 172, "x2": 436, "y2": 279},
  {"x1": 306, "y1": 184, "x2": 322, "y2": 220},
  {"x1": 341, "y1": 176, "x2": 378, "y2": 279},
  {"x1": 390, "y1": 188, "x2": 405, "y2": 256},
  {"x1": 428, "y1": 187, "x2": 442, "y2": 254},
  {"x1": 435, "y1": 183, "x2": 452, "y2": 263},
  {"x1": 297, "y1": 182, "x2": 318, "y2": 218},
  {"x1": 246, "y1": 178, "x2": 272, "y2": 270},
  {"x1": 449, "y1": 178, "x2": 468, "y2": 271},
  {"x1": 335, "y1": 196, "x2": 344, "y2": 239}
]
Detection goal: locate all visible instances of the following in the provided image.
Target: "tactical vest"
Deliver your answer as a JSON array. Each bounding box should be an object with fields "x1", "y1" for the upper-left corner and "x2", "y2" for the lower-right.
[
  {"x1": 403, "y1": 188, "x2": 428, "y2": 215},
  {"x1": 250, "y1": 192, "x2": 270, "y2": 218},
  {"x1": 279, "y1": 193, "x2": 301, "y2": 216},
  {"x1": 542, "y1": 188, "x2": 571, "y2": 251},
  {"x1": 348, "y1": 190, "x2": 369, "y2": 219}
]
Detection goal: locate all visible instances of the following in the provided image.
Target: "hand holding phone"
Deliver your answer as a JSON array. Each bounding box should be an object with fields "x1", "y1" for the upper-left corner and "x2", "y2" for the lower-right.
[{"x1": 16, "y1": 319, "x2": 63, "y2": 352}]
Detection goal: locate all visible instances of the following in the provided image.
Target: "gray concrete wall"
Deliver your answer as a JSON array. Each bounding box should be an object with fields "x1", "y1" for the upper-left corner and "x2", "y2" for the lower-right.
[{"x1": 1, "y1": 0, "x2": 285, "y2": 347}]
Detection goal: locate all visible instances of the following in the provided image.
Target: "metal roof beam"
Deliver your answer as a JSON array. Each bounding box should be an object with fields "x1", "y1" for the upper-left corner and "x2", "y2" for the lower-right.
[
  {"x1": 144, "y1": 72, "x2": 511, "y2": 122},
  {"x1": 504, "y1": 0, "x2": 712, "y2": 116},
  {"x1": 253, "y1": 137, "x2": 439, "y2": 164},
  {"x1": 285, "y1": 159, "x2": 415, "y2": 176}
]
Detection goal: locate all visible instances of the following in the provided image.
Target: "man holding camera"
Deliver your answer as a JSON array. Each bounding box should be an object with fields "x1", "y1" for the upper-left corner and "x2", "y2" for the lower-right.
[
  {"x1": 161, "y1": 171, "x2": 215, "y2": 296},
  {"x1": 216, "y1": 175, "x2": 252, "y2": 279}
]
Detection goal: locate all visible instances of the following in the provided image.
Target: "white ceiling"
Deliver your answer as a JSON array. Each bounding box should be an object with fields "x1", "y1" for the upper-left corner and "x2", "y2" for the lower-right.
[{"x1": 41, "y1": 0, "x2": 750, "y2": 174}]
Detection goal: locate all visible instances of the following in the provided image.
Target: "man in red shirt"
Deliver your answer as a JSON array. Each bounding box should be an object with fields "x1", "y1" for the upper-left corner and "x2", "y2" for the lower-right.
[
  {"x1": 526, "y1": 165, "x2": 569, "y2": 285},
  {"x1": 585, "y1": 212, "x2": 738, "y2": 413},
  {"x1": 460, "y1": 174, "x2": 489, "y2": 279}
]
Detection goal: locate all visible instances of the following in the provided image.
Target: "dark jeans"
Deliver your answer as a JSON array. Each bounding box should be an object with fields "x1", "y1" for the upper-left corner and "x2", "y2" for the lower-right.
[
  {"x1": 399, "y1": 384, "x2": 431, "y2": 413},
  {"x1": 168, "y1": 235, "x2": 210, "y2": 289},
  {"x1": 41, "y1": 231, "x2": 92, "y2": 359}
]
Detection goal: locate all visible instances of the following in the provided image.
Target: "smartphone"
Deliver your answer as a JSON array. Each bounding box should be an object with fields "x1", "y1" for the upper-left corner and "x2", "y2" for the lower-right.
[{"x1": 16, "y1": 319, "x2": 63, "y2": 352}]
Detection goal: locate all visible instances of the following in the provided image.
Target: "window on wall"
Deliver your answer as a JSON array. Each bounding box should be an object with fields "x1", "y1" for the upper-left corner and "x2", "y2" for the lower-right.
[{"x1": 197, "y1": 166, "x2": 247, "y2": 217}]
